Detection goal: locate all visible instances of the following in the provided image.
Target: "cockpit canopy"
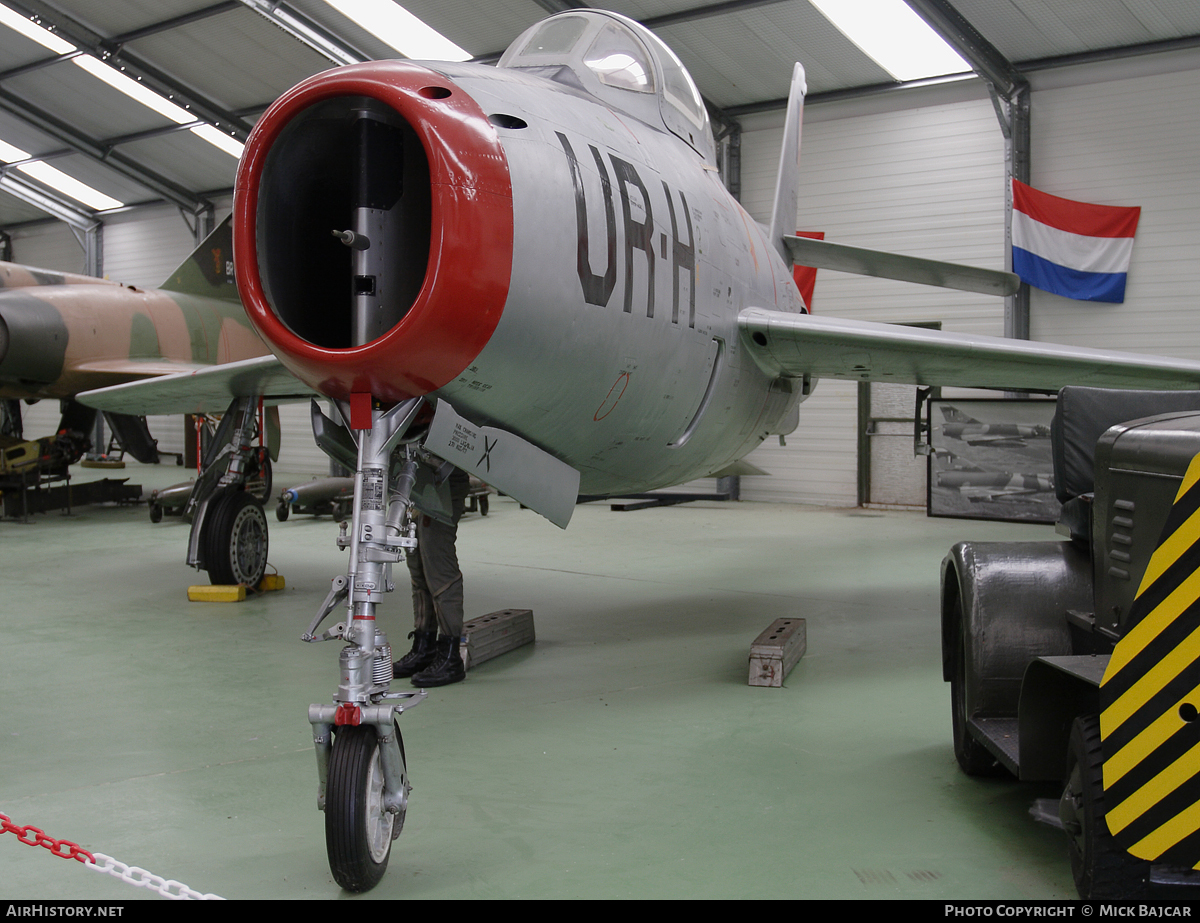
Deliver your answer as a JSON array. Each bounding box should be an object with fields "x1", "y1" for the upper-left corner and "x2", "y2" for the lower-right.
[{"x1": 498, "y1": 10, "x2": 715, "y2": 164}]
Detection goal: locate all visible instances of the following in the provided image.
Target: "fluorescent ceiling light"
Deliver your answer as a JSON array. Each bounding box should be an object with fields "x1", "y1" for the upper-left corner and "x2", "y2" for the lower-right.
[
  {"x1": 72, "y1": 55, "x2": 193, "y2": 124},
  {"x1": 324, "y1": 0, "x2": 470, "y2": 61},
  {"x1": 809, "y1": 0, "x2": 970, "y2": 82},
  {"x1": 0, "y1": 3, "x2": 72, "y2": 54},
  {"x1": 190, "y1": 124, "x2": 245, "y2": 159},
  {"x1": 0, "y1": 3, "x2": 240, "y2": 159},
  {"x1": 0, "y1": 137, "x2": 123, "y2": 210}
]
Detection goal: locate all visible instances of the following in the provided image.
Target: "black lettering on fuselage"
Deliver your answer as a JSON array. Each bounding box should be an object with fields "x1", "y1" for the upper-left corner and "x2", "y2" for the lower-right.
[
  {"x1": 662, "y1": 181, "x2": 695, "y2": 328},
  {"x1": 611, "y1": 156, "x2": 655, "y2": 318},
  {"x1": 560, "y1": 136, "x2": 696, "y2": 328},
  {"x1": 557, "y1": 131, "x2": 617, "y2": 307}
]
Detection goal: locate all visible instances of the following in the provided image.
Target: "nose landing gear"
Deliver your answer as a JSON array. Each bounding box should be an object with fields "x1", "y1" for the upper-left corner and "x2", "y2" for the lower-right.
[{"x1": 301, "y1": 397, "x2": 429, "y2": 892}]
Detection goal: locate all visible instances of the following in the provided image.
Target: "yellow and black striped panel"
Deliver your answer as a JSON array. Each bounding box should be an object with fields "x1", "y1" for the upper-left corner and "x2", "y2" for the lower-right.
[{"x1": 1100, "y1": 451, "x2": 1200, "y2": 865}]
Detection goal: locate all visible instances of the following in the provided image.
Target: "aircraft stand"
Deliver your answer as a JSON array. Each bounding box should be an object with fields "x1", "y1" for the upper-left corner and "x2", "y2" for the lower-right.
[{"x1": 300, "y1": 397, "x2": 428, "y2": 892}]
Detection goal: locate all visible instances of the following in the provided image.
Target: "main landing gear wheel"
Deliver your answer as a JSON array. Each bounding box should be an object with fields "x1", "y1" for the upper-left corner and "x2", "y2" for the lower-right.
[
  {"x1": 1059, "y1": 714, "x2": 1149, "y2": 900},
  {"x1": 204, "y1": 490, "x2": 269, "y2": 587},
  {"x1": 326, "y1": 725, "x2": 397, "y2": 892}
]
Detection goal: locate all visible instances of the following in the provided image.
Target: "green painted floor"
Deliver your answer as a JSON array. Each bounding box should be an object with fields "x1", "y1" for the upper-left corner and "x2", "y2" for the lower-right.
[{"x1": 2, "y1": 463, "x2": 1077, "y2": 900}]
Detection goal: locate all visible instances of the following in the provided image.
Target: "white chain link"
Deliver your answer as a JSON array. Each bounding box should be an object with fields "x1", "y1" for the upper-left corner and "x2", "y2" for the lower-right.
[{"x1": 84, "y1": 852, "x2": 225, "y2": 901}]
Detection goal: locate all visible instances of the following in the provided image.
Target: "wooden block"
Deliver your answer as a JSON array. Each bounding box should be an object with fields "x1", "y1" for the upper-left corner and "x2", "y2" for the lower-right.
[
  {"x1": 461, "y1": 608, "x2": 535, "y2": 670},
  {"x1": 188, "y1": 584, "x2": 247, "y2": 603},
  {"x1": 748, "y1": 618, "x2": 806, "y2": 687}
]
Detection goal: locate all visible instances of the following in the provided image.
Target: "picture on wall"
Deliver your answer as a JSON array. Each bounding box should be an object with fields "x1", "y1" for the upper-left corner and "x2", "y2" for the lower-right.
[{"x1": 928, "y1": 398, "x2": 1060, "y2": 523}]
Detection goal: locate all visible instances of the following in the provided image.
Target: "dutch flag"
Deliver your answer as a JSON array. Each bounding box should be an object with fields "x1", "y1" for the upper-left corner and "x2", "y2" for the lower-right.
[{"x1": 1011, "y1": 179, "x2": 1141, "y2": 303}]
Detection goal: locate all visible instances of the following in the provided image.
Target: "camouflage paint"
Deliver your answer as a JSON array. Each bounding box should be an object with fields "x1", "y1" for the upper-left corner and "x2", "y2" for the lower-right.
[{"x1": 0, "y1": 218, "x2": 268, "y2": 401}]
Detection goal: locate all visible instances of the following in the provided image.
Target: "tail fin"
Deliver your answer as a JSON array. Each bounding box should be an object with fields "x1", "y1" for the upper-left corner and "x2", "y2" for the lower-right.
[
  {"x1": 768, "y1": 63, "x2": 807, "y2": 268},
  {"x1": 158, "y1": 215, "x2": 240, "y2": 305}
]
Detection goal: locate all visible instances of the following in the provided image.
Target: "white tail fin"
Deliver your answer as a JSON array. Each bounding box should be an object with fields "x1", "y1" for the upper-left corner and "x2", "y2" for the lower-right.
[{"x1": 768, "y1": 63, "x2": 807, "y2": 267}]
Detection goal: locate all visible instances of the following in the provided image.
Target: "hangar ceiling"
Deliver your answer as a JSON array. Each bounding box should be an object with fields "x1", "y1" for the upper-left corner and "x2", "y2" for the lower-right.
[{"x1": 0, "y1": 0, "x2": 1198, "y2": 231}]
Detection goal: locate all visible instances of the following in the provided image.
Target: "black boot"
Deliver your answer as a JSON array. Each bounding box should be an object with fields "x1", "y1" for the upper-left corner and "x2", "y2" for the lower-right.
[
  {"x1": 393, "y1": 630, "x2": 438, "y2": 678},
  {"x1": 411, "y1": 636, "x2": 465, "y2": 687}
]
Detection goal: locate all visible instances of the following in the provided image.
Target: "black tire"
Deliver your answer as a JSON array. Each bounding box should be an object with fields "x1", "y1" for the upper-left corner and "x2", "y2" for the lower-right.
[
  {"x1": 1060, "y1": 714, "x2": 1149, "y2": 899},
  {"x1": 276, "y1": 501, "x2": 290, "y2": 522},
  {"x1": 149, "y1": 502, "x2": 162, "y2": 524},
  {"x1": 203, "y1": 490, "x2": 269, "y2": 587},
  {"x1": 479, "y1": 495, "x2": 489, "y2": 516},
  {"x1": 326, "y1": 726, "x2": 394, "y2": 892}
]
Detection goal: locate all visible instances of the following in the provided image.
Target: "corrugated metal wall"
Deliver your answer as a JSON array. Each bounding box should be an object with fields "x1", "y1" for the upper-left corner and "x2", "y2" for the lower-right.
[
  {"x1": 6, "y1": 220, "x2": 85, "y2": 274},
  {"x1": 1028, "y1": 53, "x2": 1200, "y2": 359}
]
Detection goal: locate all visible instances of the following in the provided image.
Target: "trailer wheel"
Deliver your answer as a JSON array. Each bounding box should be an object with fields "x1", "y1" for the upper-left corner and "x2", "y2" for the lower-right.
[{"x1": 1060, "y1": 714, "x2": 1149, "y2": 899}]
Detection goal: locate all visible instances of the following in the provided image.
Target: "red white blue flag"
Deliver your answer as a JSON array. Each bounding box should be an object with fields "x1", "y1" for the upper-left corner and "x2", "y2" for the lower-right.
[{"x1": 1011, "y1": 179, "x2": 1141, "y2": 303}]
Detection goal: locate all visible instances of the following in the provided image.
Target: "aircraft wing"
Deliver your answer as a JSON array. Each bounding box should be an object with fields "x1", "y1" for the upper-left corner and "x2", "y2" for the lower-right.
[
  {"x1": 739, "y1": 309, "x2": 1200, "y2": 391},
  {"x1": 76, "y1": 355, "x2": 316, "y2": 415}
]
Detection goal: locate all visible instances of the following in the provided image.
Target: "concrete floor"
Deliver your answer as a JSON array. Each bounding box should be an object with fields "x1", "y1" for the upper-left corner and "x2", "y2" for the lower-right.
[{"x1": 1, "y1": 463, "x2": 1078, "y2": 900}]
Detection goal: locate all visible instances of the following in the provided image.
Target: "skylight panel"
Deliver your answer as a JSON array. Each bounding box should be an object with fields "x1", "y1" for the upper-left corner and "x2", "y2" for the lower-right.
[
  {"x1": 323, "y1": 0, "x2": 471, "y2": 61},
  {"x1": 0, "y1": 137, "x2": 123, "y2": 210},
  {"x1": 808, "y1": 0, "x2": 970, "y2": 82}
]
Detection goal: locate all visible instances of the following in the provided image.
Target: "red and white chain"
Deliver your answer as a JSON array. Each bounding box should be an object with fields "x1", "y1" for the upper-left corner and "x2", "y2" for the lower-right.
[{"x1": 1, "y1": 811, "x2": 225, "y2": 901}]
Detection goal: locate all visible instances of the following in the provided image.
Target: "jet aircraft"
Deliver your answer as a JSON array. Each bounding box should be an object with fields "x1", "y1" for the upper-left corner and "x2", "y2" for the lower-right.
[
  {"x1": 0, "y1": 219, "x2": 271, "y2": 458},
  {"x1": 939, "y1": 405, "x2": 1051, "y2": 448},
  {"x1": 76, "y1": 8, "x2": 1200, "y2": 892}
]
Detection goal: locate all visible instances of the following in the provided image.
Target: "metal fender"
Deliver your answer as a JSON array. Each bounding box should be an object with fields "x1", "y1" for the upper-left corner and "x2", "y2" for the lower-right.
[{"x1": 942, "y1": 541, "x2": 1091, "y2": 720}]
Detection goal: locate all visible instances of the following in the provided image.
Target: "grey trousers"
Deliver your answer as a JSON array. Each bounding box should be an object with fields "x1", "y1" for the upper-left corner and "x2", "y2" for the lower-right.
[{"x1": 406, "y1": 498, "x2": 465, "y2": 640}]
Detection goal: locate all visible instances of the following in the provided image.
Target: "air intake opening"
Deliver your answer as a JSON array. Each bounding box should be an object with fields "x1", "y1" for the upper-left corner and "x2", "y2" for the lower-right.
[{"x1": 256, "y1": 96, "x2": 432, "y2": 349}]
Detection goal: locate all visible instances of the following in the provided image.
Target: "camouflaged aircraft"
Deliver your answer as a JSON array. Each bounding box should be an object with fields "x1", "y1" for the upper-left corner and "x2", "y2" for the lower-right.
[
  {"x1": 0, "y1": 218, "x2": 271, "y2": 459},
  {"x1": 75, "y1": 8, "x2": 1200, "y2": 895}
]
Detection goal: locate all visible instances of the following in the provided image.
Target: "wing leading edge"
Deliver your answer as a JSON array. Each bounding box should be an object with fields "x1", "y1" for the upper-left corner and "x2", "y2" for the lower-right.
[
  {"x1": 77, "y1": 354, "x2": 317, "y2": 416},
  {"x1": 739, "y1": 309, "x2": 1200, "y2": 392}
]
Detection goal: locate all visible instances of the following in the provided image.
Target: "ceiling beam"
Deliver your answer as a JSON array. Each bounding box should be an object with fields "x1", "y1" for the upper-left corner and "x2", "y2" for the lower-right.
[
  {"x1": 113, "y1": 1, "x2": 240, "y2": 43},
  {"x1": 641, "y1": 0, "x2": 793, "y2": 30},
  {"x1": 237, "y1": 0, "x2": 376, "y2": 65},
  {"x1": 6, "y1": 0, "x2": 253, "y2": 139},
  {"x1": 0, "y1": 86, "x2": 209, "y2": 212},
  {"x1": 904, "y1": 0, "x2": 1026, "y2": 98},
  {"x1": 0, "y1": 169, "x2": 96, "y2": 229}
]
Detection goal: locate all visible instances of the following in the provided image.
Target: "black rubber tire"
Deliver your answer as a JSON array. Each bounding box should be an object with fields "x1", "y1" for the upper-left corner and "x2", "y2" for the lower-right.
[
  {"x1": 326, "y1": 726, "x2": 394, "y2": 892},
  {"x1": 275, "y1": 501, "x2": 290, "y2": 522},
  {"x1": 203, "y1": 491, "x2": 269, "y2": 587},
  {"x1": 479, "y1": 495, "x2": 489, "y2": 516},
  {"x1": 149, "y1": 502, "x2": 162, "y2": 524},
  {"x1": 1060, "y1": 714, "x2": 1150, "y2": 899}
]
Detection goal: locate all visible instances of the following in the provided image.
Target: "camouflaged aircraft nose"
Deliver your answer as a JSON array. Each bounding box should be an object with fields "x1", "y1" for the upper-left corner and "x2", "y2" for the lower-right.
[{"x1": 0, "y1": 290, "x2": 68, "y2": 389}]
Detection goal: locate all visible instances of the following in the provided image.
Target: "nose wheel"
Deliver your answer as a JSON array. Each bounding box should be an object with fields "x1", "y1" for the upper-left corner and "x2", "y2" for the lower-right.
[{"x1": 325, "y1": 725, "x2": 399, "y2": 892}]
